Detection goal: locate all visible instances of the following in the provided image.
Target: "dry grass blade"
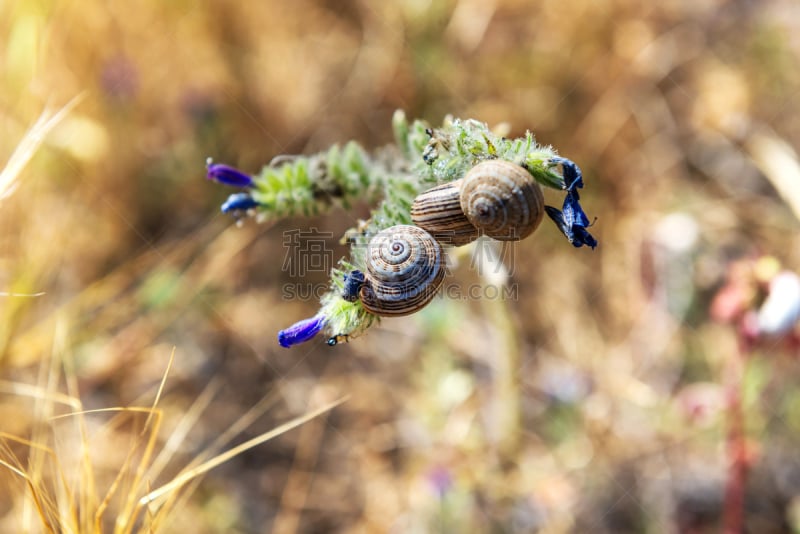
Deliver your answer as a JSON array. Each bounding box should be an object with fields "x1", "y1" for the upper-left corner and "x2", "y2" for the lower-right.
[
  {"x1": 0, "y1": 381, "x2": 81, "y2": 409},
  {"x1": 5, "y1": 221, "x2": 255, "y2": 369},
  {"x1": 0, "y1": 95, "x2": 83, "y2": 200},
  {"x1": 747, "y1": 132, "x2": 800, "y2": 223},
  {"x1": 0, "y1": 433, "x2": 66, "y2": 533},
  {"x1": 138, "y1": 396, "x2": 350, "y2": 508},
  {"x1": 144, "y1": 378, "x2": 223, "y2": 484},
  {"x1": 143, "y1": 347, "x2": 175, "y2": 434},
  {"x1": 139, "y1": 384, "x2": 283, "y2": 533}
]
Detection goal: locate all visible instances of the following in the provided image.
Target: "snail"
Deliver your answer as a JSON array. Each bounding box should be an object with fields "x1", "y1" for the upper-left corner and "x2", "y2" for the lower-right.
[
  {"x1": 409, "y1": 178, "x2": 480, "y2": 246},
  {"x1": 461, "y1": 160, "x2": 544, "y2": 241},
  {"x1": 358, "y1": 225, "x2": 446, "y2": 316},
  {"x1": 411, "y1": 160, "x2": 544, "y2": 245}
]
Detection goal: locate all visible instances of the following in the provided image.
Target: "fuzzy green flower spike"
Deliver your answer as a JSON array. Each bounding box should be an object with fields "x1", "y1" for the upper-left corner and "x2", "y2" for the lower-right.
[{"x1": 207, "y1": 111, "x2": 597, "y2": 347}]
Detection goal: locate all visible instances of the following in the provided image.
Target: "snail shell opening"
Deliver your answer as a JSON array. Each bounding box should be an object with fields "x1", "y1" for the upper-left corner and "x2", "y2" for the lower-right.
[
  {"x1": 360, "y1": 225, "x2": 446, "y2": 316},
  {"x1": 411, "y1": 178, "x2": 479, "y2": 246},
  {"x1": 460, "y1": 160, "x2": 544, "y2": 241}
]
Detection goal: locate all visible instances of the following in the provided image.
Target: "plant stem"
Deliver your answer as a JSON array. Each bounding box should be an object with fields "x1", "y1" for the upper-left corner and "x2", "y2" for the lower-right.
[{"x1": 722, "y1": 335, "x2": 749, "y2": 534}]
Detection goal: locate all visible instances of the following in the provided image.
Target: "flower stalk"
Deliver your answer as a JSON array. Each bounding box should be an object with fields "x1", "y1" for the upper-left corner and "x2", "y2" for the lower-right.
[{"x1": 208, "y1": 111, "x2": 598, "y2": 347}]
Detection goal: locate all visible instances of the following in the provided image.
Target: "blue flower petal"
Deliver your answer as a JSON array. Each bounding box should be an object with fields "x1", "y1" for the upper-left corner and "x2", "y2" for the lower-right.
[
  {"x1": 545, "y1": 158, "x2": 597, "y2": 249},
  {"x1": 221, "y1": 192, "x2": 260, "y2": 213},
  {"x1": 206, "y1": 161, "x2": 254, "y2": 188},
  {"x1": 571, "y1": 226, "x2": 598, "y2": 249},
  {"x1": 278, "y1": 315, "x2": 326, "y2": 348},
  {"x1": 562, "y1": 190, "x2": 590, "y2": 228},
  {"x1": 545, "y1": 197, "x2": 598, "y2": 249},
  {"x1": 551, "y1": 157, "x2": 584, "y2": 192},
  {"x1": 545, "y1": 205, "x2": 570, "y2": 238}
]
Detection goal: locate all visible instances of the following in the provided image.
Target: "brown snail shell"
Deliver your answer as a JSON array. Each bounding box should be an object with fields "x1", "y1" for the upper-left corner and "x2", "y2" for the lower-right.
[
  {"x1": 360, "y1": 225, "x2": 446, "y2": 316},
  {"x1": 411, "y1": 160, "x2": 545, "y2": 245},
  {"x1": 410, "y1": 178, "x2": 480, "y2": 246},
  {"x1": 460, "y1": 160, "x2": 544, "y2": 241}
]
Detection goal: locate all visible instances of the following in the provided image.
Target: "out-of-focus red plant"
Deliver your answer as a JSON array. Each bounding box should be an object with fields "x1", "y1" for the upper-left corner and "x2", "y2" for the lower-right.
[
  {"x1": 711, "y1": 255, "x2": 800, "y2": 348},
  {"x1": 710, "y1": 255, "x2": 800, "y2": 533}
]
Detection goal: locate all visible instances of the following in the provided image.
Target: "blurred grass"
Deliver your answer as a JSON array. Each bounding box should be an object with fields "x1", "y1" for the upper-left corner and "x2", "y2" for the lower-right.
[{"x1": 2, "y1": 0, "x2": 800, "y2": 532}]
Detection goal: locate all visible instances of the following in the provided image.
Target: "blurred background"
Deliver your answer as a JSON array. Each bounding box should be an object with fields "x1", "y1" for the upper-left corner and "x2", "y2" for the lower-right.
[{"x1": 2, "y1": 0, "x2": 800, "y2": 532}]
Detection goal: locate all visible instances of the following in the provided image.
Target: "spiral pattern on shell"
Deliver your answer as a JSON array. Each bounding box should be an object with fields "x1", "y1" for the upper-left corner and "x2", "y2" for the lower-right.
[
  {"x1": 410, "y1": 178, "x2": 479, "y2": 246},
  {"x1": 359, "y1": 225, "x2": 446, "y2": 316},
  {"x1": 460, "y1": 160, "x2": 544, "y2": 241}
]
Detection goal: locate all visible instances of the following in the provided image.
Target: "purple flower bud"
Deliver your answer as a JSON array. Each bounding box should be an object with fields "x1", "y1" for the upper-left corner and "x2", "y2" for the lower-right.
[
  {"x1": 341, "y1": 270, "x2": 365, "y2": 302},
  {"x1": 427, "y1": 465, "x2": 453, "y2": 498},
  {"x1": 221, "y1": 193, "x2": 260, "y2": 213},
  {"x1": 206, "y1": 160, "x2": 254, "y2": 188},
  {"x1": 278, "y1": 315, "x2": 326, "y2": 348}
]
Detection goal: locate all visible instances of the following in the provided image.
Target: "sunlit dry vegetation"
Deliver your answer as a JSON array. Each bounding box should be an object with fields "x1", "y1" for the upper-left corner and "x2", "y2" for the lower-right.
[{"x1": 2, "y1": 0, "x2": 800, "y2": 532}]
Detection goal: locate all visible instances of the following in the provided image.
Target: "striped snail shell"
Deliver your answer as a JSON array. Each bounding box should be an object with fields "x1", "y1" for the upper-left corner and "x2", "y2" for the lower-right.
[
  {"x1": 410, "y1": 178, "x2": 479, "y2": 246},
  {"x1": 411, "y1": 160, "x2": 544, "y2": 244},
  {"x1": 460, "y1": 160, "x2": 544, "y2": 241},
  {"x1": 360, "y1": 225, "x2": 446, "y2": 316}
]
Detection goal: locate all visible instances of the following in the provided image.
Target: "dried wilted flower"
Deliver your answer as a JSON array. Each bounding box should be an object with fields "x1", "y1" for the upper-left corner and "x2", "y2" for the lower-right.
[
  {"x1": 543, "y1": 157, "x2": 597, "y2": 248},
  {"x1": 545, "y1": 189, "x2": 597, "y2": 249}
]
